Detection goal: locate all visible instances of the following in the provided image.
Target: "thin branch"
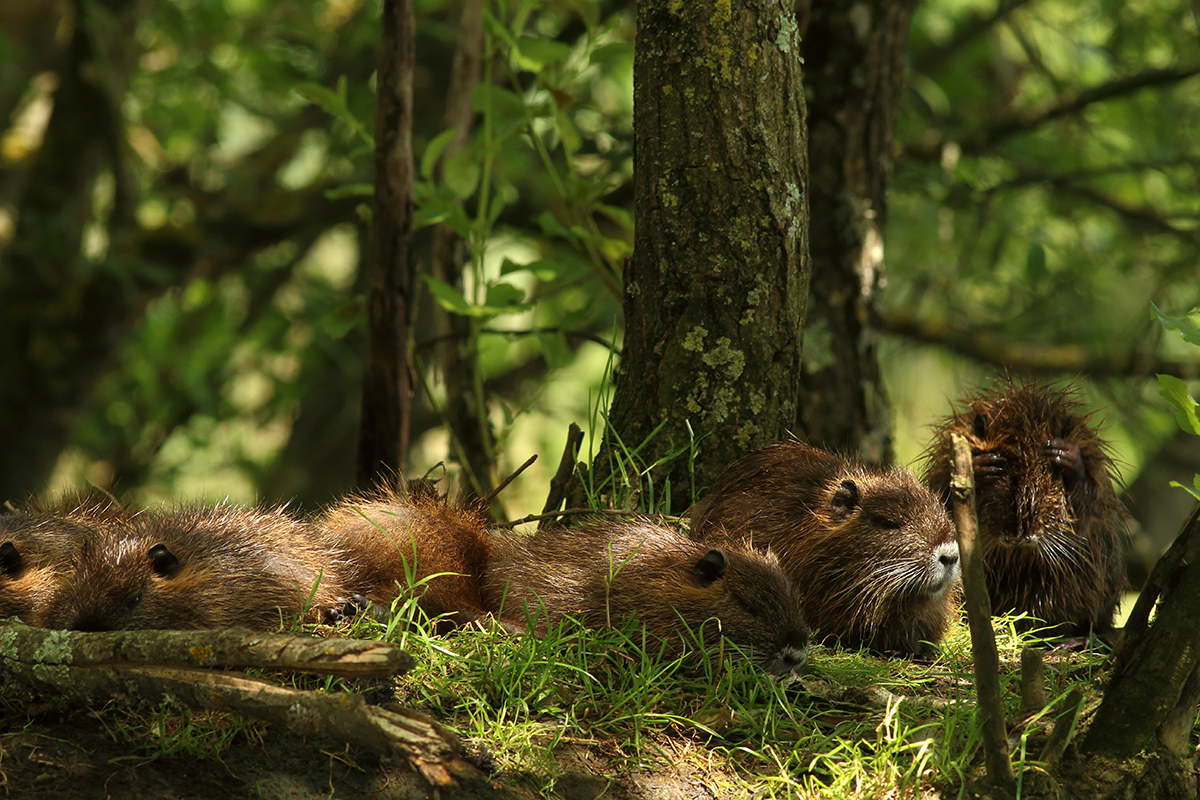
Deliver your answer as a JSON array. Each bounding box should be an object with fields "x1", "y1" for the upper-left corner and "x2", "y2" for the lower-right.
[
  {"x1": 949, "y1": 434, "x2": 1014, "y2": 791},
  {"x1": 879, "y1": 308, "x2": 1200, "y2": 380},
  {"x1": 416, "y1": 326, "x2": 615, "y2": 352},
  {"x1": 914, "y1": 0, "x2": 1035, "y2": 76},
  {"x1": 978, "y1": 66, "x2": 1200, "y2": 151},
  {"x1": 479, "y1": 453, "x2": 537, "y2": 508},
  {"x1": 497, "y1": 507, "x2": 653, "y2": 530},
  {"x1": 539, "y1": 423, "x2": 585, "y2": 529}
]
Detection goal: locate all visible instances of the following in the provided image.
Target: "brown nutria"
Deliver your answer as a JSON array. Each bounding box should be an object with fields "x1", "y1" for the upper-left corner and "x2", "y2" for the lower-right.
[
  {"x1": 313, "y1": 487, "x2": 493, "y2": 628},
  {"x1": 689, "y1": 440, "x2": 961, "y2": 657},
  {"x1": 45, "y1": 503, "x2": 349, "y2": 632},
  {"x1": 0, "y1": 510, "x2": 91, "y2": 626},
  {"x1": 923, "y1": 379, "x2": 1128, "y2": 637},
  {"x1": 481, "y1": 518, "x2": 810, "y2": 676}
]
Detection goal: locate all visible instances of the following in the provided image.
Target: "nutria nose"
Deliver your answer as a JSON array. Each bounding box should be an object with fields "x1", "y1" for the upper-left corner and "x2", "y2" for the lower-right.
[{"x1": 779, "y1": 645, "x2": 807, "y2": 673}]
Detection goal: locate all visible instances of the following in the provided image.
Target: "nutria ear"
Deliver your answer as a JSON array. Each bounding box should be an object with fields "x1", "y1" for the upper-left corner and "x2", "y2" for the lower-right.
[
  {"x1": 831, "y1": 480, "x2": 859, "y2": 519},
  {"x1": 692, "y1": 550, "x2": 727, "y2": 587},
  {"x1": 147, "y1": 544, "x2": 181, "y2": 579},
  {"x1": 972, "y1": 413, "x2": 987, "y2": 438},
  {"x1": 0, "y1": 542, "x2": 22, "y2": 577}
]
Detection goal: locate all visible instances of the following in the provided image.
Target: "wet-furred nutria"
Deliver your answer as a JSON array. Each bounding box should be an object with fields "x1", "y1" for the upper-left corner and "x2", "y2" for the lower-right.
[
  {"x1": 690, "y1": 440, "x2": 961, "y2": 657},
  {"x1": 45, "y1": 503, "x2": 349, "y2": 632},
  {"x1": 0, "y1": 508, "x2": 91, "y2": 627},
  {"x1": 923, "y1": 379, "x2": 1128, "y2": 636},
  {"x1": 314, "y1": 487, "x2": 493, "y2": 628},
  {"x1": 482, "y1": 518, "x2": 810, "y2": 676}
]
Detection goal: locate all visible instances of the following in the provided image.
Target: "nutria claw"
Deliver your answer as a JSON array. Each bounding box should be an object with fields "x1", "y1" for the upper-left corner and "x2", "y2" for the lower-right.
[
  {"x1": 972, "y1": 451, "x2": 1006, "y2": 482},
  {"x1": 1044, "y1": 438, "x2": 1087, "y2": 489}
]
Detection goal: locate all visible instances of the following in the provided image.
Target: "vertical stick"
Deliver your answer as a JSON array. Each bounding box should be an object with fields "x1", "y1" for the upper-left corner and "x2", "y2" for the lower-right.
[
  {"x1": 950, "y1": 433, "x2": 1014, "y2": 790},
  {"x1": 1020, "y1": 647, "x2": 1045, "y2": 717},
  {"x1": 357, "y1": 0, "x2": 417, "y2": 489}
]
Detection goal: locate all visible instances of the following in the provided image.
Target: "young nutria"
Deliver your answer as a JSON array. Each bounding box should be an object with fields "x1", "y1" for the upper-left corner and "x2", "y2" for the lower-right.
[
  {"x1": 45, "y1": 503, "x2": 349, "y2": 632},
  {"x1": 314, "y1": 487, "x2": 493, "y2": 628},
  {"x1": 924, "y1": 379, "x2": 1129, "y2": 637},
  {"x1": 690, "y1": 440, "x2": 961, "y2": 657},
  {"x1": 482, "y1": 518, "x2": 810, "y2": 676},
  {"x1": 0, "y1": 510, "x2": 91, "y2": 627}
]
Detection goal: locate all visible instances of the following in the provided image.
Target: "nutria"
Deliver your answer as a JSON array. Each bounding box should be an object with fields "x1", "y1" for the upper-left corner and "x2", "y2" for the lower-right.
[
  {"x1": 924, "y1": 379, "x2": 1128, "y2": 636},
  {"x1": 482, "y1": 518, "x2": 810, "y2": 676},
  {"x1": 45, "y1": 503, "x2": 349, "y2": 632},
  {"x1": 690, "y1": 440, "x2": 961, "y2": 657},
  {"x1": 0, "y1": 509, "x2": 90, "y2": 626},
  {"x1": 314, "y1": 487, "x2": 493, "y2": 628}
]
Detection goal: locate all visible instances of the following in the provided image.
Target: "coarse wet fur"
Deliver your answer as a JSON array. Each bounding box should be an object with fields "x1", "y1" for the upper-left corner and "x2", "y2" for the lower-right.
[
  {"x1": 690, "y1": 441, "x2": 961, "y2": 657},
  {"x1": 314, "y1": 487, "x2": 493, "y2": 628},
  {"x1": 482, "y1": 518, "x2": 809, "y2": 676},
  {"x1": 923, "y1": 379, "x2": 1129, "y2": 637},
  {"x1": 45, "y1": 503, "x2": 349, "y2": 632}
]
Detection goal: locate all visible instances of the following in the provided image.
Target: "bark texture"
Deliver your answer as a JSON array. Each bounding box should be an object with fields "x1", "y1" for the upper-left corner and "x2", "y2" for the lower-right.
[
  {"x1": 357, "y1": 0, "x2": 417, "y2": 489},
  {"x1": 1082, "y1": 503, "x2": 1200, "y2": 759},
  {"x1": 602, "y1": 0, "x2": 809, "y2": 511},
  {"x1": 797, "y1": 0, "x2": 917, "y2": 464}
]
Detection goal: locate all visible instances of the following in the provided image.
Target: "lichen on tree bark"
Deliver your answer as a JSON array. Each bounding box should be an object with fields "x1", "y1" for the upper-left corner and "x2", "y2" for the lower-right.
[{"x1": 599, "y1": 0, "x2": 810, "y2": 510}]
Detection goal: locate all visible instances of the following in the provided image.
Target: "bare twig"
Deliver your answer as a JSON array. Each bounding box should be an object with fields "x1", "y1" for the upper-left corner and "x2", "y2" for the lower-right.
[
  {"x1": 479, "y1": 453, "x2": 537, "y2": 508},
  {"x1": 497, "y1": 507, "x2": 651, "y2": 530},
  {"x1": 949, "y1": 433, "x2": 1014, "y2": 791},
  {"x1": 1020, "y1": 647, "x2": 1045, "y2": 718},
  {"x1": 879, "y1": 307, "x2": 1200, "y2": 380},
  {"x1": 1040, "y1": 688, "x2": 1084, "y2": 766},
  {"x1": 539, "y1": 423, "x2": 585, "y2": 529}
]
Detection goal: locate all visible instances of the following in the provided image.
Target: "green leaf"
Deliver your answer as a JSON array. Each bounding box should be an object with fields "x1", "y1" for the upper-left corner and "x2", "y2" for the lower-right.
[
  {"x1": 537, "y1": 330, "x2": 572, "y2": 369},
  {"x1": 484, "y1": 281, "x2": 528, "y2": 310},
  {"x1": 1169, "y1": 477, "x2": 1200, "y2": 503},
  {"x1": 1025, "y1": 242, "x2": 1046, "y2": 281},
  {"x1": 472, "y1": 84, "x2": 527, "y2": 124},
  {"x1": 589, "y1": 42, "x2": 634, "y2": 66},
  {"x1": 537, "y1": 211, "x2": 572, "y2": 240},
  {"x1": 324, "y1": 183, "x2": 373, "y2": 200},
  {"x1": 516, "y1": 37, "x2": 572, "y2": 71},
  {"x1": 501, "y1": 257, "x2": 572, "y2": 282},
  {"x1": 295, "y1": 78, "x2": 373, "y2": 148},
  {"x1": 1152, "y1": 303, "x2": 1200, "y2": 347},
  {"x1": 1157, "y1": 374, "x2": 1200, "y2": 435},
  {"x1": 443, "y1": 149, "x2": 480, "y2": 199},
  {"x1": 421, "y1": 129, "x2": 457, "y2": 181},
  {"x1": 423, "y1": 277, "x2": 474, "y2": 316}
]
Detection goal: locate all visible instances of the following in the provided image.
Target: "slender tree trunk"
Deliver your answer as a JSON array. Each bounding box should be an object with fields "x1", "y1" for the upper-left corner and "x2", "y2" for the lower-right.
[
  {"x1": 796, "y1": 0, "x2": 917, "y2": 464},
  {"x1": 594, "y1": 0, "x2": 810, "y2": 512},
  {"x1": 357, "y1": 0, "x2": 417, "y2": 490},
  {"x1": 430, "y1": 0, "x2": 497, "y2": 502},
  {"x1": 0, "y1": 0, "x2": 141, "y2": 499}
]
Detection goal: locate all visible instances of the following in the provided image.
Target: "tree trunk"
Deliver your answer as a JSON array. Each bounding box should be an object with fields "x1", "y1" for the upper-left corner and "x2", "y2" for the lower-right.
[
  {"x1": 356, "y1": 0, "x2": 417, "y2": 490},
  {"x1": 795, "y1": 0, "x2": 916, "y2": 464},
  {"x1": 0, "y1": 0, "x2": 142, "y2": 500},
  {"x1": 1081, "y1": 503, "x2": 1200, "y2": 759},
  {"x1": 598, "y1": 0, "x2": 810, "y2": 512}
]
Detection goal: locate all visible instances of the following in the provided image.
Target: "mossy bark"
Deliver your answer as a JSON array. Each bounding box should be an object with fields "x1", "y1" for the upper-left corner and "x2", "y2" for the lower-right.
[
  {"x1": 600, "y1": 0, "x2": 809, "y2": 511},
  {"x1": 796, "y1": 0, "x2": 916, "y2": 464}
]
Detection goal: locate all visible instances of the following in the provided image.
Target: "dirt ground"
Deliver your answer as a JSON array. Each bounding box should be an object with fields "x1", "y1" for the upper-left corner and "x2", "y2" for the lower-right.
[{"x1": 0, "y1": 696, "x2": 727, "y2": 800}]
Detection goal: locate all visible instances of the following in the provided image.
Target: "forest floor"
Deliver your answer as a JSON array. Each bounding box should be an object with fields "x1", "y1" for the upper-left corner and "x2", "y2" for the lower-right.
[{"x1": 1, "y1": 604, "x2": 1194, "y2": 800}]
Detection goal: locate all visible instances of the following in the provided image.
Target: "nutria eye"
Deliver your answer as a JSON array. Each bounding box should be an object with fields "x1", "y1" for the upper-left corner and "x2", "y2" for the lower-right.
[
  {"x1": 875, "y1": 517, "x2": 901, "y2": 530},
  {"x1": 128, "y1": 593, "x2": 142, "y2": 608}
]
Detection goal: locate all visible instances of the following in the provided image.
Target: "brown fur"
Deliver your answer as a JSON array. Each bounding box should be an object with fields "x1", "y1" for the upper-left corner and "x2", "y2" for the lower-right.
[
  {"x1": 482, "y1": 518, "x2": 809, "y2": 676},
  {"x1": 313, "y1": 488, "x2": 492, "y2": 626},
  {"x1": 924, "y1": 379, "x2": 1128, "y2": 636},
  {"x1": 690, "y1": 441, "x2": 960, "y2": 656},
  {"x1": 45, "y1": 503, "x2": 347, "y2": 632},
  {"x1": 0, "y1": 510, "x2": 90, "y2": 626}
]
